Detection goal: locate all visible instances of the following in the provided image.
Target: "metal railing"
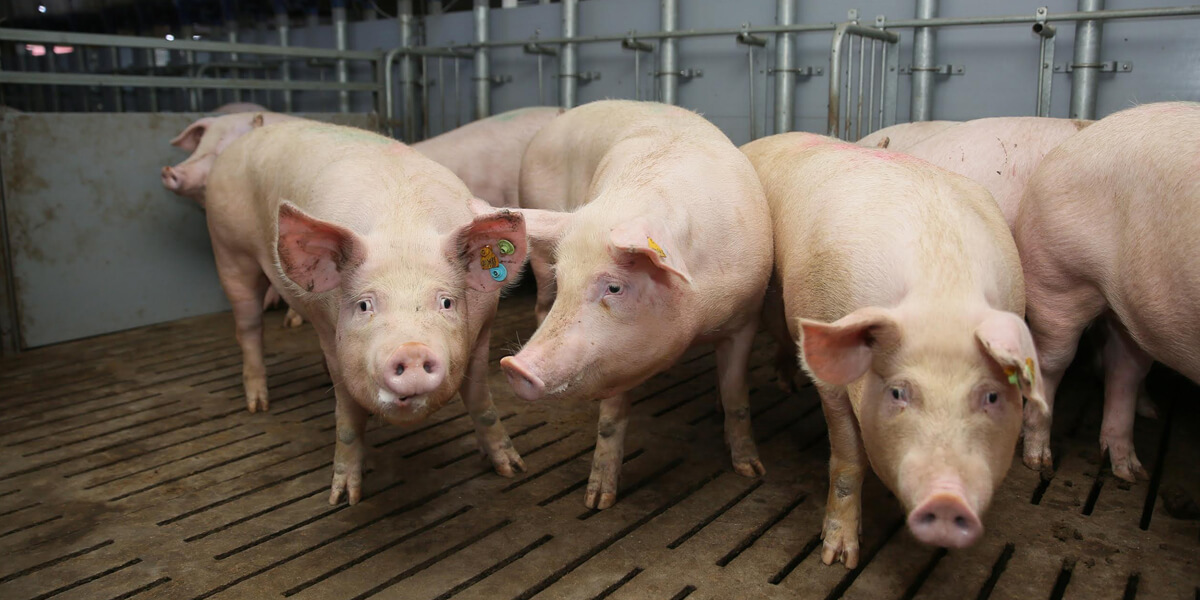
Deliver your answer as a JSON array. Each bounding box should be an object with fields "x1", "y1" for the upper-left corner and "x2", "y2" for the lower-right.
[{"x1": 828, "y1": 22, "x2": 900, "y2": 140}]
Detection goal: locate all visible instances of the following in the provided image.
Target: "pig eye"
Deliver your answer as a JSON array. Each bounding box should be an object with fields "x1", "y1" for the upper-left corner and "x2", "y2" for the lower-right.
[
  {"x1": 440, "y1": 297, "x2": 453, "y2": 310},
  {"x1": 985, "y1": 391, "x2": 999, "y2": 405},
  {"x1": 357, "y1": 298, "x2": 373, "y2": 313},
  {"x1": 606, "y1": 283, "x2": 622, "y2": 295},
  {"x1": 890, "y1": 386, "x2": 907, "y2": 402}
]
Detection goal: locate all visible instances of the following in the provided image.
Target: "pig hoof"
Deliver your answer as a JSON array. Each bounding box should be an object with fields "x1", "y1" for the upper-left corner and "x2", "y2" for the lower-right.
[
  {"x1": 585, "y1": 489, "x2": 618, "y2": 510},
  {"x1": 733, "y1": 457, "x2": 766, "y2": 478},
  {"x1": 283, "y1": 308, "x2": 304, "y2": 328},
  {"x1": 1103, "y1": 440, "x2": 1148, "y2": 482},
  {"x1": 329, "y1": 473, "x2": 362, "y2": 505},
  {"x1": 820, "y1": 532, "x2": 860, "y2": 569},
  {"x1": 244, "y1": 385, "x2": 270, "y2": 414},
  {"x1": 487, "y1": 445, "x2": 526, "y2": 478},
  {"x1": 1022, "y1": 437, "x2": 1053, "y2": 473}
]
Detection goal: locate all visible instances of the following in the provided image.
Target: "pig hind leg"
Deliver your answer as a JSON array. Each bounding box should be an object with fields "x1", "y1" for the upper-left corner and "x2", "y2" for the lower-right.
[
  {"x1": 463, "y1": 323, "x2": 526, "y2": 477},
  {"x1": 1100, "y1": 318, "x2": 1152, "y2": 481},
  {"x1": 283, "y1": 307, "x2": 304, "y2": 328},
  {"x1": 586, "y1": 393, "x2": 631, "y2": 510},
  {"x1": 1022, "y1": 278, "x2": 1106, "y2": 473},
  {"x1": 715, "y1": 321, "x2": 766, "y2": 477},
  {"x1": 763, "y1": 285, "x2": 800, "y2": 393},
  {"x1": 819, "y1": 383, "x2": 866, "y2": 569},
  {"x1": 214, "y1": 251, "x2": 271, "y2": 413}
]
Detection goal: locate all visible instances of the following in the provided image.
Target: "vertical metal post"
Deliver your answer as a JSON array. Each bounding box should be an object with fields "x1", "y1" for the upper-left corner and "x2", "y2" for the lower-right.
[
  {"x1": 333, "y1": 2, "x2": 349, "y2": 113},
  {"x1": 45, "y1": 50, "x2": 60, "y2": 112},
  {"x1": 142, "y1": 48, "x2": 156, "y2": 112},
  {"x1": 658, "y1": 0, "x2": 679, "y2": 105},
  {"x1": 438, "y1": 57, "x2": 446, "y2": 132},
  {"x1": 883, "y1": 33, "x2": 899, "y2": 127},
  {"x1": 560, "y1": 0, "x2": 579, "y2": 109},
  {"x1": 1034, "y1": 8, "x2": 1056, "y2": 118},
  {"x1": 276, "y1": 5, "x2": 292, "y2": 112},
  {"x1": 106, "y1": 47, "x2": 122, "y2": 112},
  {"x1": 422, "y1": 55, "x2": 431, "y2": 139},
  {"x1": 226, "y1": 20, "x2": 241, "y2": 103},
  {"x1": 867, "y1": 40, "x2": 877, "y2": 132},
  {"x1": 473, "y1": 0, "x2": 490, "y2": 119},
  {"x1": 1070, "y1": 0, "x2": 1104, "y2": 119},
  {"x1": 773, "y1": 0, "x2": 796, "y2": 133},
  {"x1": 911, "y1": 0, "x2": 937, "y2": 121},
  {"x1": 856, "y1": 37, "x2": 866, "y2": 140},
  {"x1": 399, "y1": 0, "x2": 416, "y2": 140}
]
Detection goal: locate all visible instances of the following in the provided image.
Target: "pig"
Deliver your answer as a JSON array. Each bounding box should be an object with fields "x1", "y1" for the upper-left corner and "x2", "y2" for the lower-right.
[
  {"x1": 855, "y1": 120, "x2": 958, "y2": 151},
  {"x1": 162, "y1": 111, "x2": 300, "y2": 206},
  {"x1": 742, "y1": 132, "x2": 1046, "y2": 566},
  {"x1": 205, "y1": 119, "x2": 529, "y2": 503},
  {"x1": 213, "y1": 102, "x2": 270, "y2": 114},
  {"x1": 500, "y1": 100, "x2": 773, "y2": 510},
  {"x1": 412, "y1": 107, "x2": 563, "y2": 208},
  {"x1": 1015, "y1": 101, "x2": 1200, "y2": 482}
]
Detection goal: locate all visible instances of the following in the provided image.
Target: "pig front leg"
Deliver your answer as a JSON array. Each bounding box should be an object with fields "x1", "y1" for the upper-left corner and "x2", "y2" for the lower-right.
[
  {"x1": 214, "y1": 251, "x2": 271, "y2": 413},
  {"x1": 329, "y1": 378, "x2": 369, "y2": 505},
  {"x1": 529, "y1": 251, "x2": 557, "y2": 326},
  {"x1": 715, "y1": 322, "x2": 766, "y2": 477},
  {"x1": 819, "y1": 384, "x2": 866, "y2": 569},
  {"x1": 462, "y1": 324, "x2": 526, "y2": 477},
  {"x1": 1100, "y1": 320, "x2": 1152, "y2": 481},
  {"x1": 586, "y1": 393, "x2": 631, "y2": 510}
]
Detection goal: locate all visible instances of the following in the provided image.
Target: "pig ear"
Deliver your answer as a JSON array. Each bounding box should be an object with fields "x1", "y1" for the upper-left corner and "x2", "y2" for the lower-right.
[
  {"x1": 608, "y1": 218, "x2": 692, "y2": 284},
  {"x1": 975, "y1": 310, "x2": 1048, "y2": 415},
  {"x1": 276, "y1": 201, "x2": 366, "y2": 294},
  {"x1": 876, "y1": 136, "x2": 891, "y2": 149},
  {"x1": 445, "y1": 210, "x2": 528, "y2": 293},
  {"x1": 251, "y1": 113, "x2": 265, "y2": 128},
  {"x1": 798, "y1": 307, "x2": 902, "y2": 386},
  {"x1": 169, "y1": 117, "x2": 214, "y2": 152},
  {"x1": 515, "y1": 208, "x2": 571, "y2": 249}
]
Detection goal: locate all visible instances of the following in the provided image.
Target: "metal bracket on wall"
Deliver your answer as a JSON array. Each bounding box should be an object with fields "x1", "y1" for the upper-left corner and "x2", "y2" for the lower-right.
[
  {"x1": 472, "y1": 74, "x2": 513, "y2": 85},
  {"x1": 1055, "y1": 61, "x2": 1133, "y2": 73},
  {"x1": 560, "y1": 71, "x2": 601, "y2": 82},
  {"x1": 622, "y1": 35, "x2": 654, "y2": 101},
  {"x1": 900, "y1": 64, "x2": 965, "y2": 75},
  {"x1": 655, "y1": 68, "x2": 703, "y2": 80},
  {"x1": 768, "y1": 66, "x2": 824, "y2": 77}
]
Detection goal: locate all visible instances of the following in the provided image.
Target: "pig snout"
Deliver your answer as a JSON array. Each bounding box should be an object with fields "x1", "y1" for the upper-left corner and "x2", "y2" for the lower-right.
[
  {"x1": 907, "y1": 489, "x2": 983, "y2": 549},
  {"x1": 161, "y1": 166, "x2": 183, "y2": 191},
  {"x1": 500, "y1": 356, "x2": 545, "y2": 401},
  {"x1": 381, "y1": 343, "x2": 445, "y2": 399}
]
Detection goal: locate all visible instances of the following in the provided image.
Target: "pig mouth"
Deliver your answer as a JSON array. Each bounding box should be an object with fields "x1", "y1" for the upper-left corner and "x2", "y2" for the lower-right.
[{"x1": 373, "y1": 389, "x2": 434, "y2": 423}]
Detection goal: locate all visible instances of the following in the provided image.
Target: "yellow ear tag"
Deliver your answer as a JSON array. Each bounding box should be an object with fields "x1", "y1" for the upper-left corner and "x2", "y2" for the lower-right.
[
  {"x1": 1024, "y1": 357, "x2": 1036, "y2": 385},
  {"x1": 1004, "y1": 366, "x2": 1019, "y2": 386},
  {"x1": 480, "y1": 246, "x2": 500, "y2": 270},
  {"x1": 647, "y1": 236, "x2": 667, "y2": 259}
]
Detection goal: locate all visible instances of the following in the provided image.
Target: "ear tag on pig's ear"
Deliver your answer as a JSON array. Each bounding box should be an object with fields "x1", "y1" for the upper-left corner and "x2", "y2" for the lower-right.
[
  {"x1": 1004, "y1": 366, "x2": 1019, "y2": 386},
  {"x1": 497, "y1": 239, "x2": 515, "y2": 256},
  {"x1": 1024, "y1": 357, "x2": 1036, "y2": 385},
  {"x1": 647, "y1": 237, "x2": 667, "y2": 259},
  {"x1": 489, "y1": 264, "x2": 508, "y2": 282},
  {"x1": 480, "y1": 246, "x2": 500, "y2": 270}
]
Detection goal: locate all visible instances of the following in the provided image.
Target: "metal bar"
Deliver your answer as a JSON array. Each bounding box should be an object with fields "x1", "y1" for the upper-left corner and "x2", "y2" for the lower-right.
[
  {"x1": 277, "y1": 10, "x2": 292, "y2": 112},
  {"x1": 1070, "y1": 0, "x2": 1104, "y2": 119},
  {"x1": 439, "y1": 57, "x2": 446, "y2": 132},
  {"x1": 748, "y1": 48, "x2": 756, "y2": 140},
  {"x1": 1034, "y1": 8, "x2": 1057, "y2": 117},
  {"x1": 912, "y1": 0, "x2": 937, "y2": 121},
  {"x1": 0, "y1": 71, "x2": 380, "y2": 91},
  {"x1": 422, "y1": 55, "x2": 431, "y2": 140},
  {"x1": 774, "y1": 0, "x2": 797, "y2": 134},
  {"x1": 46, "y1": 50, "x2": 60, "y2": 112},
  {"x1": 454, "y1": 57, "x2": 461, "y2": 127},
  {"x1": 334, "y1": 5, "x2": 349, "y2": 113},
  {"x1": 867, "y1": 39, "x2": 877, "y2": 132},
  {"x1": 828, "y1": 25, "x2": 846, "y2": 137},
  {"x1": 0, "y1": 28, "x2": 381, "y2": 60},
  {"x1": 856, "y1": 36, "x2": 865, "y2": 140},
  {"x1": 883, "y1": 32, "x2": 899, "y2": 127},
  {"x1": 474, "y1": 0, "x2": 490, "y2": 119},
  {"x1": 399, "y1": 1, "x2": 416, "y2": 140},
  {"x1": 106, "y1": 47, "x2": 122, "y2": 111},
  {"x1": 875, "y1": 5, "x2": 1198, "y2": 28},
  {"x1": 844, "y1": 33, "x2": 853, "y2": 138},
  {"x1": 227, "y1": 20, "x2": 241, "y2": 103},
  {"x1": 634, "y1": 48, "x2": 640, "y2": 100},
  {"x1": 561, "y1": 0, "x2": 579, "y2": 109},
  {"x1": 659, "y1": 0, "x2": 679, "y2": 105}
]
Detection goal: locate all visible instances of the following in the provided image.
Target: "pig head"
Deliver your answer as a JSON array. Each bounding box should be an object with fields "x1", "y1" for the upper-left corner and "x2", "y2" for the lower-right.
[
  {"x1": 162, "y1": 112, "x2": 296, "y2": 206},
  {"x1": 800, "y1": 306, "x2": 1047, "y2": 548},
  {"x1": 276, "y1": 201, "x2": 527, "y2": 424},
  {"x1": 501, "y1": 208, "x2": 696, "y2": 402}
]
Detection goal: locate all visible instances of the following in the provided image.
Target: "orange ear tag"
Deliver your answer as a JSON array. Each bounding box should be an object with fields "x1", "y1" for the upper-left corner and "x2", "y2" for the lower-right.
[
  {"x1": 1024, "y1": 357, "x2": 1036, "y2": 385},
  {"x1": 480, "y1": 246, "x2": 500, "y2": 270},
  {"x1": 1004, "y1": 366, "x2": 1019, "y2": 386}
]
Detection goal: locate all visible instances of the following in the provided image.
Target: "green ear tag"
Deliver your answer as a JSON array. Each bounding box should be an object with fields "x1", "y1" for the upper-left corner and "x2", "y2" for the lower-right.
[
  {"x1": 497, "y1": 239, "x2": 515, "y2": 255},
  {"x1": 1008, "y1": 372, "x2": 1019, "y2": 386}
]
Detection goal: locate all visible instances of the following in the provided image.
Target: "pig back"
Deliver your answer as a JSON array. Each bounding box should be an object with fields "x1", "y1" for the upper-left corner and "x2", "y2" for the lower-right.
[{"x1": 745, "y1": 133, "x2": 1022, "y2": 327}]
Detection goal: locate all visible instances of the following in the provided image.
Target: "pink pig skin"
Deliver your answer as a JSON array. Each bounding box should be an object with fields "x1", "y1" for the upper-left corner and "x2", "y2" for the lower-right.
[
  {"x1": 205, "y1": 120, "x2": 529, "y2": 504},
  {"x1": 743, "y1": 132, "x2": 1046, "y2": 567},
  {"x1": 502, "y1": 100, "x2": 773, "y2": 510},
  {"x1": 856, "y1": 120, "x2": 959, "y2": 151},
  {"x1": 161, "y1": 112, "x2": 299, "y2": 207},
  {"x1": 1015, "y1": 101, "x2": 1200, "y2": 482},
  {"x1": 413, "y1": 107, "x2": 563, "y2": 208}
]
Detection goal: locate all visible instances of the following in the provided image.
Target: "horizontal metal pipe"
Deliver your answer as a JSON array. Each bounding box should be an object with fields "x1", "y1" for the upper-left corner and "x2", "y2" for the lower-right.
[
  {"x1": 0, "y1": 27, "x2": 381, "y2": 60},
  {"x1": 0, "y1": 70, "x2": 380, "y2": 92}
]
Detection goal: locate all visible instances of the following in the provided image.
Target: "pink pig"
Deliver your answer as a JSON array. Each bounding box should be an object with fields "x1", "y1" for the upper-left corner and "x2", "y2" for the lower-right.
[
  {"x1": 1015, "y1": 102, "x2": 1200, "y2": 481},
  {"x1": 743, "y1": 132, "x2": 1046, "y2": 566},
  {"x1": 501, "y1": 100, "x2": 773, "y2": 510},
  {"x1": 205, "y1": 120, "x2": 529, "y2": 503},
  {"x1": 856, "y1": 120, "x2": 959, "y2": 151},
  {"x1": 161, "y1": 111, "x2": 299, "y2": 206}
]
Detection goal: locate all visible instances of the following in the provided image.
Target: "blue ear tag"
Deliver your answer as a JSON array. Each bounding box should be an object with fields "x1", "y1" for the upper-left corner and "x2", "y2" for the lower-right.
[{"x1": 489, "y1": 264, "x2": 508, "y2": 282}]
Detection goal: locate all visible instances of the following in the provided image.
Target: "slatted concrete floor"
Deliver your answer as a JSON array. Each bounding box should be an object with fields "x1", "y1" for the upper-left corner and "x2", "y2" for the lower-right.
[{"x1": 1, "y1": 287, "x2": 1198, "y2": 600}]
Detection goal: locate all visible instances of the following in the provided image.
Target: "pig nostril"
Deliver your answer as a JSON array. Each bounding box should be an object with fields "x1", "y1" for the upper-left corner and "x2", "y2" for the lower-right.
[
  {"x1": 955, "y1": 516, "x2": 969, "y2": 529},
  {"x1": 920, "y1": 512, "x2": 937, "y2": 525},
  {"x1": 423, "y1": 362, "x2": 434, "y2": 374},
  {"x1": 395, "y1": 364, "x2": 405, "y2": 375}
]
